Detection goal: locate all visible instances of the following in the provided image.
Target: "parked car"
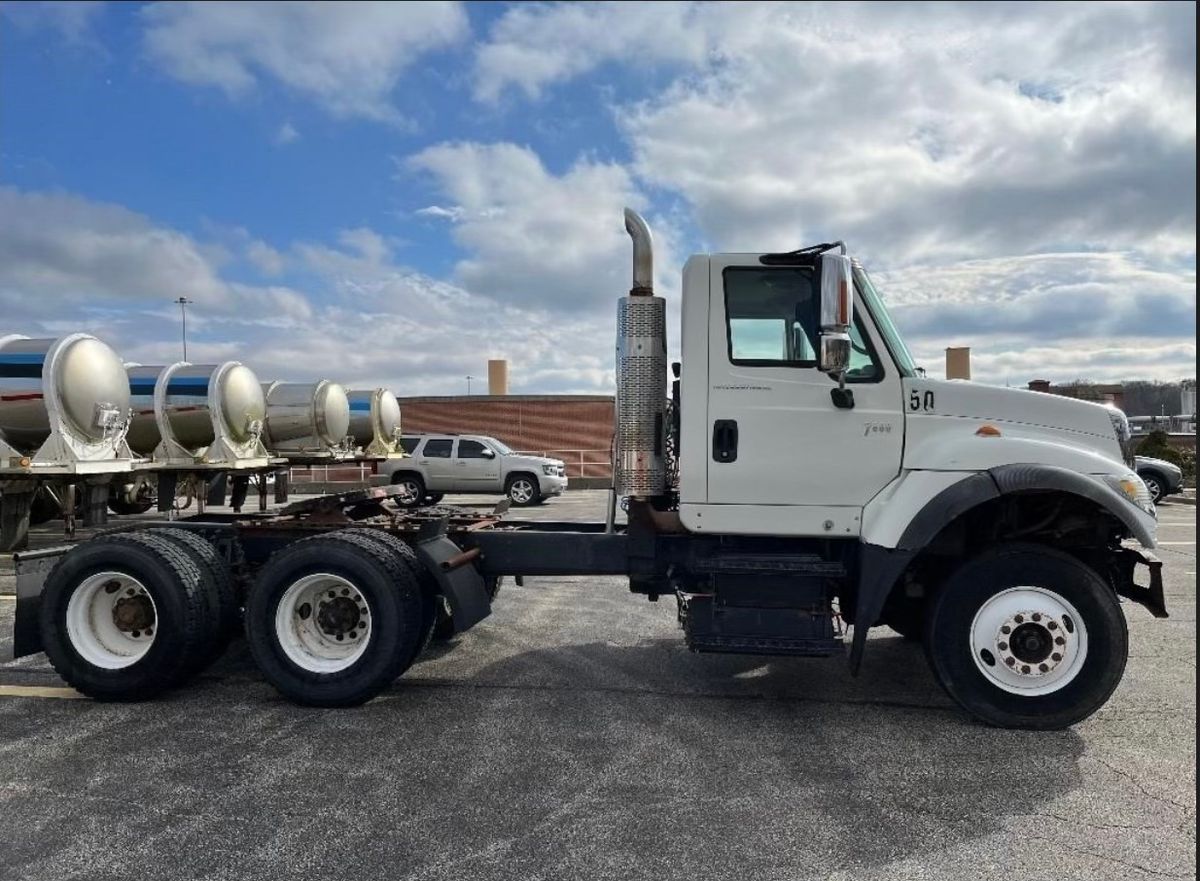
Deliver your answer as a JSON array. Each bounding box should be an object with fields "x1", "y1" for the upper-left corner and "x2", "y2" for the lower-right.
[
  {"x1": 1135, "y1": 455, "x2": 1185, "y2": 504},
  {"x1": 379, "y1": 434, "x2": 567, "y2": 507}
]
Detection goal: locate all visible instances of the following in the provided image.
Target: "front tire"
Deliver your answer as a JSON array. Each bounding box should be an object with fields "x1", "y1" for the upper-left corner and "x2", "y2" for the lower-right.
[
  {"x1": 924, "y1": 543, "x2": 1127, "y2": 730},
  {"x1": 505, "y1": 474, "x2": 541, "y2": 507},
  {"x1": 1138, "y1": 471, "x2": 1166, "y2": 504},
  {"x1": 390, "y1": 473, "x2": 426, "y2": 509}
]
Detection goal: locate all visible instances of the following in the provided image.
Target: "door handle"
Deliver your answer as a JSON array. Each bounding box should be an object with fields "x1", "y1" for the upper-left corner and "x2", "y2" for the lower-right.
[{"x1": 712, "y1": 419, "x2": 738, "y2": 463}]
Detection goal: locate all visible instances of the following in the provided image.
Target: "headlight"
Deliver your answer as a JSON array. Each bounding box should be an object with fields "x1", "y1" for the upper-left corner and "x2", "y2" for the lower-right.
[
  {"x1": 542, "y1": 464, "x2": 556, "y2": 476},
  {"x1": 1103, "y1": 473, "x2": 1155, "y2": 515},
  {"x1": 1106, "y1": 406, "x2": 1133, "y2": 463}
]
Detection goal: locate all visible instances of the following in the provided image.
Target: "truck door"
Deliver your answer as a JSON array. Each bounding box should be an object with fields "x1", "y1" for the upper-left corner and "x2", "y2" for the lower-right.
[
  {"x1": 418, "y1": 438, "x2": 456, "y2": 490},
  {"x1": 697, "y1": 257, "x2": 904, "y2": 534},
  {"x1": 452, "y1": 438, "x2": 501, "y2": 491}
]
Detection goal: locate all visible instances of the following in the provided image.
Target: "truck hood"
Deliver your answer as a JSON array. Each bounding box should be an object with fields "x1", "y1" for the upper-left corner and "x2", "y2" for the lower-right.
[{"x1": 906, "y1": 378, "x2": 1123, "y2": 464}]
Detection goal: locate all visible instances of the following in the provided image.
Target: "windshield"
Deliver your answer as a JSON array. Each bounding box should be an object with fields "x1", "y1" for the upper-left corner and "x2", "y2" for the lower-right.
[
  {"x1": 488, "y1": 438, "x2": 514, "y2": 455},
  {"x1": 854, "y1": 266, "x2": 919, "y2": 378}
]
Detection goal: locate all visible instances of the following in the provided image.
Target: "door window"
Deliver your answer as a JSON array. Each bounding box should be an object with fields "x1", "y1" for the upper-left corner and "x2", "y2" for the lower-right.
[
  {"x1": 457, "y1": 439, "x2": 490, "y2": 458},
  {"x1": 723, "y1": 267, "x2": 818, "y2": 366},
  {"x1": 423, "y1": 439, "x2": 453, "y2": 458},
  {"x1": 399, "y1": 436, "x2": 420, "y2": 454}
]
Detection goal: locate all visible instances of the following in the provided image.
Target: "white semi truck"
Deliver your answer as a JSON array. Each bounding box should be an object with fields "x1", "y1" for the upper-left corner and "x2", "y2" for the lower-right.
[{"x1": 9, "y1": 210, "x2": 1164, "y2": 729}]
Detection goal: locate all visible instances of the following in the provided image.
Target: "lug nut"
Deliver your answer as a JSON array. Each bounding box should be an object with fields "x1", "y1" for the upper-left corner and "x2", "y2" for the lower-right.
[
  {"x1": 1051, "y1": 652, "x2": 1062, "y2": 662},
  {"x1": 1014, "y1": 614, "x2": 1024, "y2": 624},
  {"x1": 1021, "y1": 665, "x2": 1031, "y2": 674},
  {"x1": 1038, "y1": 663, "x2": 1049, "y2": 672},
  {"x1": 1055, "y1": 637, "x2": 1065, "y2": 646},
  {"x1": 131, "y1": 630, "x2": 141, "y2": 638},
  {"x1": 1047, "y1": 621, "x2": 1058, "y2": 631},
  {"x1": 1005, "y1": 657, "x2": 1016, "y2": 667},
  {"x1": 1032, "y1": 613, "x2": 1042, "y2": 622},
  {"x1": 998, "y1": 642, "x2": 1008, "y2": 651},
  {"x1": 341, "y1": 588, "x2": 350, "y2": 596},
  {"x1": 1000, "y1": 625, "x2": 1011, "y2": 634},
  {"x1": 145, "y1": 628, "x2": 153, "y2": 636}
]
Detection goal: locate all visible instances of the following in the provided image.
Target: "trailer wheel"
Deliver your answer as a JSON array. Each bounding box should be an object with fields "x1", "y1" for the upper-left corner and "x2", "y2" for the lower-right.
[
  {"x1": 38, "y1": 532, "x2": 215, "y2": 700},
  {"x1": 245, "y1": 530, "x2": 423, "y2": 706},
  {"x1": 154, "y1": 527, "x2": 241, "y2": 645},
  {"x1": 390, "y1": 473, "x2": 425, "y2": 508},
  {"x1": 505, "y1": 473, "x2": 541, "y2": 507},
  {"x1": 341, "y1": 528, "x2": 439, "y2": 668},
  {"x1": 924, "y1": 543, "x2": 1128, "y2": 730}
]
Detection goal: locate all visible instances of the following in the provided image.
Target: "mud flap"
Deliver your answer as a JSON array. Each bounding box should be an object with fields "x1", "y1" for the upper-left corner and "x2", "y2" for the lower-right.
[
  {"x1": 414, "y1": 535, "x2": 492, "y2": 634},
  {"x1": 1113, "y1": 547, "x2": 1168, "y2": 619}
]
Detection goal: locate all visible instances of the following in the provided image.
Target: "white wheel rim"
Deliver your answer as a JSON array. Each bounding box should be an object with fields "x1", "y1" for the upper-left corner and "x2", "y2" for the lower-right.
[
  {"x1": 969, "y1": 586, "x2": 1089, "y2": 696},
  {"x1": 275, "y1": 573, "x2": 372, "y2": 673},
  {"x1": 65, "y1": 571, "x2": 158, "y2": 669},
  {"x1": 511, "y1": 480, "x2": 533, "y2": 503}
]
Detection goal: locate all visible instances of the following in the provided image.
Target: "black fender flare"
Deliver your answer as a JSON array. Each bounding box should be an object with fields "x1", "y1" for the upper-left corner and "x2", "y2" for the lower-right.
[{"x1": 850, "y1": 464, "x2": 1154, "y2": 672}]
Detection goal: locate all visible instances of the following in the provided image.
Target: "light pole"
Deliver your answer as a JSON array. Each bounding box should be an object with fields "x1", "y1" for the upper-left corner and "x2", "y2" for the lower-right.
[
  {"x1": 175, "y1": 297, "x2": 194, "y2": 361},
  {"x1": 465, "y1": 375, "x2": 475, "y2": 395}
]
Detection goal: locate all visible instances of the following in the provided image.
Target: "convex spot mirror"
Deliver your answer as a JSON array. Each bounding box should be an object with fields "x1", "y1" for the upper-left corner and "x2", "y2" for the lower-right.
[{"x1": 818, "y1": 253, "x2": 853, "y2": 375}]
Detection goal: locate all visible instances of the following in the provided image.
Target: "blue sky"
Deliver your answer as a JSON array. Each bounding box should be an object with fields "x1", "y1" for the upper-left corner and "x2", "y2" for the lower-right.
[{"x1": 1, "y1": 1, "x2": 1195, "y2": 394}]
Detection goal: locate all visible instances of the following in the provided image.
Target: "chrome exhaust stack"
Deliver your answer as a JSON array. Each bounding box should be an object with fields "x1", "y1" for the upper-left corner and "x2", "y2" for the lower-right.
[{"x1": 614, "y1": 208, "x2": 667, "y2": 500}]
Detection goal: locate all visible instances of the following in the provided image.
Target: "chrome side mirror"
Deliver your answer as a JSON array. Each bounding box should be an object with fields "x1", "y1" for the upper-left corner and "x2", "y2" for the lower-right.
[
  {"x1": 481, "y1": 448, "x2": 496, "y2": 459},
  {"x1": 818, "y1": 252, "x2": 854, "y2": 376}
]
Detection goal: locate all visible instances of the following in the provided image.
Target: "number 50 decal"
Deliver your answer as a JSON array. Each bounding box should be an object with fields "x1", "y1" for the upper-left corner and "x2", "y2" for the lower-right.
[{"x1": 909, "y1": 389, "x2": 935, "y2": 412}]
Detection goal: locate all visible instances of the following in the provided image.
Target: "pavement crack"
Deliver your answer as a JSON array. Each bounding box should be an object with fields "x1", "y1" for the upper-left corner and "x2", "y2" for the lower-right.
[
  {"x1": 1085, "y1": 754, "x2": 1196, "y2": 815},
  {"x1": 1021, "y1": 831, "x2": 1193, "y2": 879}
]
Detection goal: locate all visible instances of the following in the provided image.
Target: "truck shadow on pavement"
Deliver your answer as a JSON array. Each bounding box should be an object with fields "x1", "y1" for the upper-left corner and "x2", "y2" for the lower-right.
[{"x1": 390, "y1": 634, "x2": 1088, "y2": 875}]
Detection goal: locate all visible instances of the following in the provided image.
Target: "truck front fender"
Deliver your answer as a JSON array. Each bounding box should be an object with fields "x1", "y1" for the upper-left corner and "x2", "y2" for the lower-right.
[{"x1": 851, "y1": 464, "x2": 1157, "y2": 672}]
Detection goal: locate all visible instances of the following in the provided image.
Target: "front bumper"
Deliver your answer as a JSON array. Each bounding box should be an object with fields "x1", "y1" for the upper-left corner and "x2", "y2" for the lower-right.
[
  {"x1": 1111, "y1": 546, "x2": 1168, "y2": 619},
  {"x1": 539, "y1": 474, "x2": 568, "y2": 496}
]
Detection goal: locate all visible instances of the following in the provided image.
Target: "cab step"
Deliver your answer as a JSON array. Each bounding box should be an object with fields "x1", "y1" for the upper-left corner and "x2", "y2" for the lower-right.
[{"x1": 690, "y1": 553, "x2": 845, "y2": 578}]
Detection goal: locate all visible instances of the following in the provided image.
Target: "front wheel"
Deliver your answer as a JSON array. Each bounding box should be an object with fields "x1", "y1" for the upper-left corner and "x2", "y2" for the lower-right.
[
  {"x1": 1138, "y1": 471, "x2": 1165, "y2": 504},
  {"x1": 505, "y1": 474, "x2": 541, "y2": 507},
  {"x1": 924, "y1": 543, "x2": 1128, "y2": 730},
  {"x1": 390, "y1": 473, "x2": 426, "y2": 509}
]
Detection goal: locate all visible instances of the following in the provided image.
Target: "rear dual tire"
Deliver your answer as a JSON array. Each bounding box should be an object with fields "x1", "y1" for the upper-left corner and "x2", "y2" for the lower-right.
[
  {"x1": 39, "y1": 530, "x2": 228, "y2": 701},
  {"x1": 244, "y1": 530, "x2": 427, "y2": 707}
]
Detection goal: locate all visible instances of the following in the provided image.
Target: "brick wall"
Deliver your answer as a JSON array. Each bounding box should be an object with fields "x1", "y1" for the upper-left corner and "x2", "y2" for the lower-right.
[{"x1": 397, "y1": 395, "x2": 615, "y2": 478}]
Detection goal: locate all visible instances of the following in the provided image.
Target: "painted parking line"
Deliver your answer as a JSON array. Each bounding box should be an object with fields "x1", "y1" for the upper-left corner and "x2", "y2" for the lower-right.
[
  {"x1": 1157, "y1": 541, "x2": 1196, "y2": 545},
  {"x1": 0, "y1": 685, "x2": 84, "y2": 700}
]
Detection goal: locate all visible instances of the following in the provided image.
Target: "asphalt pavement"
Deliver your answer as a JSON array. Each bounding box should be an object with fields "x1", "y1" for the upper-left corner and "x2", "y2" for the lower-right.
[{"x1": 0, "y1": 492, "x2": 1194, "y2": 880}]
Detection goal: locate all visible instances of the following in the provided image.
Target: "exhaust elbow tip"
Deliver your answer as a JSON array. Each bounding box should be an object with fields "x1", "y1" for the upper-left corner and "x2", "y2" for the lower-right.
[{"x1": 623, "y1": 208, "x2": 654, "y2": 294}]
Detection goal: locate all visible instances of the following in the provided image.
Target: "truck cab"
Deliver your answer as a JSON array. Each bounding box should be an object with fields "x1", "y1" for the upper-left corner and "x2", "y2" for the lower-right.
[{"x1": 617, "y1": 208, "x2": 1164, "y2": 729}]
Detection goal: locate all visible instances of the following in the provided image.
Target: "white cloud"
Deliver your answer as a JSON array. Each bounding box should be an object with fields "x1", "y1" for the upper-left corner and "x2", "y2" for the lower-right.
[
  {"x1": 404, "y1": 141, "x2": 678, "y2": 313},
  {"x1": 874, "y1": 251, "x2": 1197, "y2": 384},
  {"x1": 274, "y1": 122, "x2": 300, "y2": 145},
  {"x1": 473, "y1": 0, "x2": 712, "y2": 103},
  {"x1": 141, "y1": 1, "x2": 469, "y2": 123},
  {"x1": 1, "y1": 1, "x2": 106, "y2": 44},
  {"x1": 0, "y1": 186, "x2": 620, "y2": 395}
]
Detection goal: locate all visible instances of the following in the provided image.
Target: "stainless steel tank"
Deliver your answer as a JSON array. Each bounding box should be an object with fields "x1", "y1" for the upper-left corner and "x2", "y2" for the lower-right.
[
  {"x1": 126, "y1": 364, "x2": 165, "y2": 456},
  {"x1": 261, "y1": 380, "x2": 350, "y2": 450},
  {"x1": 347, "y1": 388, "x2": 402, "y2": 455},
  {"x1": 0, "y1": 333, "x2": 132, "y2": 459},
  {"x1": 151, "y1": 361, "x2": 268, "y2": 462}
]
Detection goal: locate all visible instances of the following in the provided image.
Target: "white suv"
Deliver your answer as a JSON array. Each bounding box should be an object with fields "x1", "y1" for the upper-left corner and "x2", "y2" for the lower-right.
[{"x1": 380, "y1": 434, "x2": 568, "y2": 507}]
